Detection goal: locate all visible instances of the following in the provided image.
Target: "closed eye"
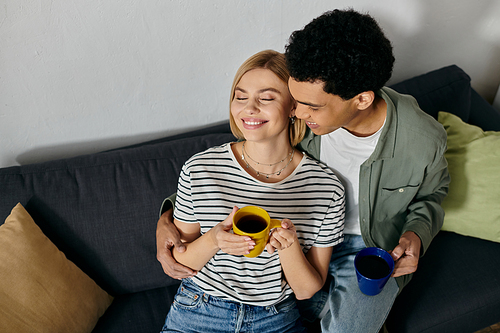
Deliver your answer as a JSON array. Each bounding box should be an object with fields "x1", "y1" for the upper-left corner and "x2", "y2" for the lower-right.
[{"x1": 297, "y1": 101, "x2": 324, "y2": 111}]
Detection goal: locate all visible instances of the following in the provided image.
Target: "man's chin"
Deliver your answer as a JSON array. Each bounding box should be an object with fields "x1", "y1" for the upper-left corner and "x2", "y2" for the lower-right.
[
  {"x1": 309, "y1": 126, "x2": 328, "y2": 136},
  {"x1": 305, "y1": 122, "x2": 321, "y2": 133},
  {"x1": 307, "y1": 124, "x2": 340, "y2": 136}
]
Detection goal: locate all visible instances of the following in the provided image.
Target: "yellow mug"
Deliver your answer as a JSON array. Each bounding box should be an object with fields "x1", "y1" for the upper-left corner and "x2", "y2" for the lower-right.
[{"x1": 232, "y1": 206, "x2": 282, "y2": 258}]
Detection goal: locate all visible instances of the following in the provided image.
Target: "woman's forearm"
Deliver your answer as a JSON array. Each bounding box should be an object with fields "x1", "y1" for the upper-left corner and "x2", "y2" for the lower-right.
[
  {"x1": 172, "y1": 228, "x2": 220, "y2": 271},
  {"x1": 279, "y1": 244, "x2": 330, "y2": 300},
  {"x1": 172, "y1": 209, "x2": 249, "y2": 271}
]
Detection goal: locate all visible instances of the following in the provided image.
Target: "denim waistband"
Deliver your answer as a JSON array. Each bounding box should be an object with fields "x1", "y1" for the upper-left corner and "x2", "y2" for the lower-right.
[{"x1": 182, "y1": 278, "x2": 296, "y2": 309}]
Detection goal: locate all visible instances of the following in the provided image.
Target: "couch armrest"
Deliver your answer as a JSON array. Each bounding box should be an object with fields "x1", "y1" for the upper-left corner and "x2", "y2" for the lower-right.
[{"x1": 468, "y1": 88, "x2": 500, "y2": 131}]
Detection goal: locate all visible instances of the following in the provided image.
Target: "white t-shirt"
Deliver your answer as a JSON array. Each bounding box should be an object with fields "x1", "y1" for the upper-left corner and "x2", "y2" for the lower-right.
[
  {"x1": 174, "y1": 143, "x2": 345, "y2": 306},
  {"x1": 320, "y1": 121, "x2": 385, "y2": 235}
]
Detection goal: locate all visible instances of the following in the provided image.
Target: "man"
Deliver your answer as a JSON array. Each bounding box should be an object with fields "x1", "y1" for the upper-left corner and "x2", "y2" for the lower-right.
[{"x1": 156, "y1": 9, "x2": 450, "y2": 332}]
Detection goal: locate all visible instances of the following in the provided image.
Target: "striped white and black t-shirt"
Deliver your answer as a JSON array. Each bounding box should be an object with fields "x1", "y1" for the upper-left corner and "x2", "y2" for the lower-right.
[{"x1": 174, "y1": 143, "x2": 345, "y2": 307}]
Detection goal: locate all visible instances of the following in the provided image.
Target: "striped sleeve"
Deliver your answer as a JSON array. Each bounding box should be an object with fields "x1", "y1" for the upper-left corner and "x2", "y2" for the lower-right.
[
  {"x1": 173, "y1": 162, "x2": 197, "y2": 224},
  {"x1": 315, "y1": 183, "x2": 345, "y2": 247}
]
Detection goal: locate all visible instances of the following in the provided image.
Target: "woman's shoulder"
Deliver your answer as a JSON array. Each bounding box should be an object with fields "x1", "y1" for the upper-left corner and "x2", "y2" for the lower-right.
[
  {"x1": 297, "y1": 155, "x2": 344, "y2": 188},
  {"x1": 183, "y1": 142, "x2": 234, "y2": 167},
  {"x1": 301, "y1": 154, "x2": 335, "y2": 175}
]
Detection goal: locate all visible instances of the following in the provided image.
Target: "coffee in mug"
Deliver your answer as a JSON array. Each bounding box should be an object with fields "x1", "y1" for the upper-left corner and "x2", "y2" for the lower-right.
[
  {"x1": 356, "y1": 255, "x2": 392, "y2": 280},
  {"x1": 236, "y1": 215, "x2": 268, "y2": 234}
]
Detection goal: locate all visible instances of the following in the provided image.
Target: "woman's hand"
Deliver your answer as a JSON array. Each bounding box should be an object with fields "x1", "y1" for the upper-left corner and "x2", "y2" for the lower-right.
[
  {"x1": 209, "y1": 206, "x2": 256, "y2": 256},
  {"x1": 266, "y1": 219, "x2": 297, "y2": 254}
]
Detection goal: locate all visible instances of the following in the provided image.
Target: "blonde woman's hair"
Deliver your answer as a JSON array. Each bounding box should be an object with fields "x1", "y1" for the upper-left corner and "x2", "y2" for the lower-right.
[{"x1": 229, "y1": 50, "x2": 306, "y2": 147}]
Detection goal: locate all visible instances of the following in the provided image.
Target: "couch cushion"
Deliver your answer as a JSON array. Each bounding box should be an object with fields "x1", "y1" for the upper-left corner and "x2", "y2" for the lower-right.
[
  {"x1": 386, "y1": 231, "x2": 500, "y2": 333},
  {"x1": 0, "y1": 125, "x2": 235, "y2": 295},
  {"x1": 390, "y1": 65, "x2": 471, "y2": 122},
  {"x1": 438, "y1": 112, "x2": 500, "y2": 243},
  {"x1": 0, "y1": 203, "x2": 113, "y2": 333},
  {"x1": 92, "y1": 284, "x2": 178, "y2": 333}
]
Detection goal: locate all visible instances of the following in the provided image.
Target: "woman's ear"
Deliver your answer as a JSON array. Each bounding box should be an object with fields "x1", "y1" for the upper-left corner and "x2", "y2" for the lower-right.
[
  {"x1": 290, "y1": 100, "x2": 297, "y2": 117},
  {"x1": 356, "y1": 91, "x2": 375, "y2": 110}
]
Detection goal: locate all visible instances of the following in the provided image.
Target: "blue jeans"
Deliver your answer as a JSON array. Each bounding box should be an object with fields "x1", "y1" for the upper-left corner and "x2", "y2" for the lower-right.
[
  {"x1": 298, "y1": 234, "x2": 399, "y2": 333},
  {"x1": 161, "y1": 279, "x2": 306, "y2": 333}
]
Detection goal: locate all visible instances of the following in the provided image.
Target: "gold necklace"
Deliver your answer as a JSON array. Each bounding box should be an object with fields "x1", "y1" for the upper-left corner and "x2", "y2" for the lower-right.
[
  {"x1": 241, "y1": 141, "x2": 295, "y2": 179},
  {"x1": 243, "y1": 141, "x2": 293, "y2": 166}
]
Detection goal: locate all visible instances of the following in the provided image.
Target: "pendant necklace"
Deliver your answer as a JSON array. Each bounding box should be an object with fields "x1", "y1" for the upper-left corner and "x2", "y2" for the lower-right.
[{"x1": 241, "y1": 141, "x2": 295, "y2": 179}]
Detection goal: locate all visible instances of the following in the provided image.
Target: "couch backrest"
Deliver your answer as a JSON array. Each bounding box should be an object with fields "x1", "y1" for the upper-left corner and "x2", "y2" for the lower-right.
[
  {"x1": 389, "y1": 65, "x2": 472, "y2": 122},
  {"x1": 389, "y1": 64, "x2": 500, "y2": 131},
  {"x1": 0, "y1": 127, "x2": 235, "y2": 295}
]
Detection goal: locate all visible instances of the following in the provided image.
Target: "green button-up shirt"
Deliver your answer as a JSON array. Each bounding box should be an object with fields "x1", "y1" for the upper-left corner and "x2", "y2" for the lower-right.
[{"x1": 297, "y1": 87, "x2": 450, "y2": 289}]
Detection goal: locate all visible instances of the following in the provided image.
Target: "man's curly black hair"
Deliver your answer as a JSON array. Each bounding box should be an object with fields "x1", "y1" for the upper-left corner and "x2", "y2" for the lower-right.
[{"x1": 285, "y1": 9, "x2": 395, "y2": 100}]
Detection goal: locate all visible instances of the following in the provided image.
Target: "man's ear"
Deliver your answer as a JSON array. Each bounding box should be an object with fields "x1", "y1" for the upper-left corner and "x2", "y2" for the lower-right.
[{"x1": 356, "y1": 91, "x2": 375, "y2": 110}]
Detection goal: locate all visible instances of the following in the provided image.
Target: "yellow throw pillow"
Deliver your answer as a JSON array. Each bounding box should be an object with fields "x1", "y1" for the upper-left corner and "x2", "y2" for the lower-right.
[
  {"x1": 0, "y1": 203, "x2": 113, "y2": 333},
  {"x1": 438, "y1": 112, "x2": 500, "y2": 243}
]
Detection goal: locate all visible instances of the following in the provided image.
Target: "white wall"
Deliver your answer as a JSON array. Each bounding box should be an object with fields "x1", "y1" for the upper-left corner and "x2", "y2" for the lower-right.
[{"x1": 1, "y1": 0, "x2": 500, "y2": 168}]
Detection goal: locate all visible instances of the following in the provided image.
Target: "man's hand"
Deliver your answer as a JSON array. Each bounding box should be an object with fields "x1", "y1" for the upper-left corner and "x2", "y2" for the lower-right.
[
  {"x1": 156, "y1": 208, "x2": 196, "y2": 280},
  {"x1": 266, "y1": 219, "x2": 297, "y2": 254},
  {"x1": 389, "y1": 231, "x2": 421, "y2": 277}
]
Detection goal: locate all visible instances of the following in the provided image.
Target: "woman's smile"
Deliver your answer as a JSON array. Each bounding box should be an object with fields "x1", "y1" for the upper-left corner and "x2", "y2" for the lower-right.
[{"x1": 241, "y1": 118, "x2": 269, "y2": 129}]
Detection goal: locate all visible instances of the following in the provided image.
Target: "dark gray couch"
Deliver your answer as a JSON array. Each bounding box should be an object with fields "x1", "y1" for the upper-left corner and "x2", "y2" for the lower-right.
[{"x1": 1, "y1": 65, "x2": 499, "y2": 333}]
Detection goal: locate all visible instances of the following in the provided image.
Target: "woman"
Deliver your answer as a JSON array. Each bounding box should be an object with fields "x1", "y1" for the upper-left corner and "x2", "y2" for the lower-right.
[{"x1": 161, "y1": 50, "x2": 345, "y2": 333}]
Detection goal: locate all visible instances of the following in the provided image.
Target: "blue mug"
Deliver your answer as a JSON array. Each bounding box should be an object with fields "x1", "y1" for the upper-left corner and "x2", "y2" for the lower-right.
[{"x1": 354, "y1": 247, "x2": 395, "y2": 296}]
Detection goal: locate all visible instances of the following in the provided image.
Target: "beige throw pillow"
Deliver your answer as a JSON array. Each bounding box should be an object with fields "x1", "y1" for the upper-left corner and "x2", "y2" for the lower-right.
[{"x1": 0, "y1": 203, "x2": 113, "y2": 333}]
